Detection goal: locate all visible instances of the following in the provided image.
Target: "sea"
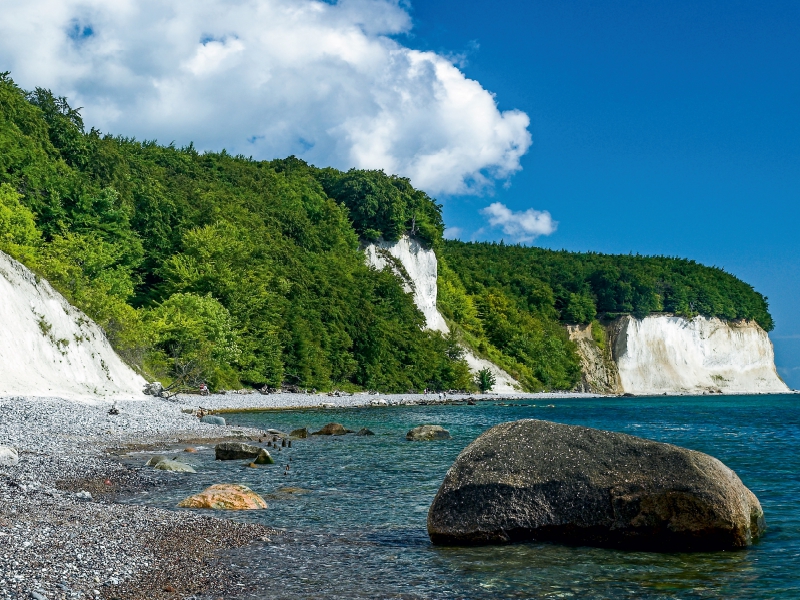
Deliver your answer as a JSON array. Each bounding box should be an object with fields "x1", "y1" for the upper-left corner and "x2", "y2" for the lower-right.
[{"x1": 123, "y1": 395, "x2": 800, "y2": 599}]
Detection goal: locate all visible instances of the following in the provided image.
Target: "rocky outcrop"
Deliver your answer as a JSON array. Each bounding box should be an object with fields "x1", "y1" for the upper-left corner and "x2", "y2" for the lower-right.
[
  {"x1": 290, "y1": 427, "x2": 309, "y2": 439},
  {"x1": 566, "y1": 323, "x2": 622, "y2": 394},
  {"x1": 406, "y1": 425, "x2": 451, "y2": 441},
  {"x1": 178, "y1": 484, "x2": 267, "y2": 510},
  {"x1": 568, "y1": 315, "x2": 788, "y2": 395},
  {"x1": 0, "y1": 250, "x2": 146, "y2": 399},
  {"x1": 427, "y1": 419, "x2": 765, "y2": 551},
  {"x1": 364, "y1": 236, "x2": 519, "y2": 393}
]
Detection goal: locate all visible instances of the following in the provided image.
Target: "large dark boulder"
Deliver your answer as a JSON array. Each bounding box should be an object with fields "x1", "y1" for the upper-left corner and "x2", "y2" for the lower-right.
[{"x1": 427, "y1": 419, "x2": 764, "y2": 552}]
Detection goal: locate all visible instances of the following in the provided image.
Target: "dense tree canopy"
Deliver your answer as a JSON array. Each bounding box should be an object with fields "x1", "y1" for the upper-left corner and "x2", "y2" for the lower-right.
[
  {"x1": 0, "y1": 73, "x2": 774, "y2": 393},
  {"x1": 441, "y1": 241, "x2": 774, "y2": 331},
  {"x1": 0, "y1": 74, "x2": 470, "y2": 392}
]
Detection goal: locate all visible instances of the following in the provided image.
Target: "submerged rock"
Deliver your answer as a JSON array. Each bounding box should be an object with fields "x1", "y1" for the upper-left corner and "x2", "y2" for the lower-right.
[
  {"x1": 153, "y1": 459, "x2": 196, "y2": 473},
  {"x1": 215, "y1": 442, "x2": 264, "y2": 460},
  {"x1": 312, "y1": 422, "x2": 349, "y2": 436},
  {"x1": 290, "y1": 427, "x2": 309, "y2": 439},
  {"x1": 178, "y1": 484, "x2": 267, "y2": 510},
  {"x1": 201, "y1": 415, "x2": 226, "y2": 426},
  {"x1": 427, "y1": 419, "x2": 765, "y2": 551},
  {"x1": 406, "y1": 425, "x2": 451, "y2": 441},
  {"x1": 356, "y1": 428, "x2": 375, "y2": 436},
  {"x1": 0, "y1": 445, "x2": 19, "y2": 467}
]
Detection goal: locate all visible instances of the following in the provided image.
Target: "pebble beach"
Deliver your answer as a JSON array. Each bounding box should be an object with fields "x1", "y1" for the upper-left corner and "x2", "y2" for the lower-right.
[{"x1": 0, "y1": 390, "x2": 599, "y2": 599}]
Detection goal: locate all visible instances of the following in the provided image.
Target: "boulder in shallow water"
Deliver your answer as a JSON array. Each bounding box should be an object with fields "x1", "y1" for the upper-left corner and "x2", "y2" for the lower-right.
[
  {"x1": 0, "y1": 446, "x2": 19, "y2": 467},
  {"x1": 427, "y1": 419, "x2": 765, "y2": 551},
  {"x1": 290, "y1": 427, "x2": 309, "y2": 439},
  {"x1": 178, "y1": 484, "x2": 267, "y2": 510},
  {"x1": 153, "y1": 459, "x2": 196, "y2": 473},
  {"x1": 406, "y1": 425, "x2": 451, "y2": 441},
  {"x1": 312, "y1": 422, "x2": 348, "y2": 436},
  {"x1": 145, "y1": 455, "x2": 168, "y2": 466},
  {"x1": 254, "y1": 449, "x2": 275, "y2": 465},
  {"x1": 201, "y1": 415, "x2": 226, "y2": 426},
  {"x1": 215, "y1": 442, "x2": 262, "y2": 460},
  {"x1": 356, "y1": 428, "x2": 375, "y2": 436}
]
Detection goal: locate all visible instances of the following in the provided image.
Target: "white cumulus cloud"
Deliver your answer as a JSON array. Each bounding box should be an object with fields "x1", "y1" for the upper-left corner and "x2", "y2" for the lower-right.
[
  {"x1": 481, "y1": 202, "x2": 557, "y2": 243},
  {"x1": 0, "y1": 0, "x2": 532, "y2": 195}
]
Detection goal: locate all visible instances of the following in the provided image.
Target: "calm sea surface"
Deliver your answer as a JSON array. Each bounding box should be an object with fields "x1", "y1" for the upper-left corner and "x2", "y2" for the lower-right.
[{"x1": 124, "y1": 395, "x2": 800, "y2": 598}]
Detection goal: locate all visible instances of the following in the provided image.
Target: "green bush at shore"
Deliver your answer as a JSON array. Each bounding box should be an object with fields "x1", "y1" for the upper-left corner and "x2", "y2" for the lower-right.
[{"x1": 0, "y1": 73, "x2": 774, "y2": 393}]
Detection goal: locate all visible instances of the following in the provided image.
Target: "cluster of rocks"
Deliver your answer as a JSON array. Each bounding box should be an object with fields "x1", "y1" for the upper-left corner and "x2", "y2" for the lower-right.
[
  {"x1": 286, "y1": 422, "x2": 452, "y2": 440},
  {"x1": 168, "y1": 390, "x2": 594, "y2": 413},
  {"x1": 0, "y1": 395, "x2": 278, "y2": 598},
  {"x1": 2, "y1": 387, "x2": 763, "y2": 600}
]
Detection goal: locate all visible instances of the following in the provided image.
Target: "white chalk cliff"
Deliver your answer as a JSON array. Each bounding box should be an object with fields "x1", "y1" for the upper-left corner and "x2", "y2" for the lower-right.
[
  {"x1": 364, "y1": 236, "x2": 449, "y2": 333},
  {"x1": 570, "y1": 315, "x2": 788, "y2": 395},
  {"x1": 0, "y1": 250, "x2": 146, "y2": 399},
  {"x1": 364, "y1": 236, "x2": 519, "y2": 393}
]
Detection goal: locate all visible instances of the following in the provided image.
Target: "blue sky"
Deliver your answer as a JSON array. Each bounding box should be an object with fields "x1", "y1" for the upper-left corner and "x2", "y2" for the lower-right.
[
  {"x1": 407, "y1": 0, "x2": 800, "y2": 388},
  {"x1": 1, "y1": 0, "x2": 797, "y2": 386}
]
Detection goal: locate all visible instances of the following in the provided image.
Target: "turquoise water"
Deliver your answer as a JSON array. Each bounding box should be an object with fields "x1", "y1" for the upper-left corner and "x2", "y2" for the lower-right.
[{"x1": 125, "y1": 395, "x2": 800, "y2": 598}]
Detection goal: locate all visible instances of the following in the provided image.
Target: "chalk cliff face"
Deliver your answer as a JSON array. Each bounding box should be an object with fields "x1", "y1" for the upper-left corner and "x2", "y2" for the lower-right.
[
  {"x1": 364, "y1": 236, "x2": 449, "y2": 333},
  {"x1": 364, "y1": 237, "x2": 519, "y2": 393},
  {"x1": 0, "y1": 250, "x2": 146, "y2": 399},
  {"x1": 570, "y1": 315, "x2": 788, "y2": 395}
]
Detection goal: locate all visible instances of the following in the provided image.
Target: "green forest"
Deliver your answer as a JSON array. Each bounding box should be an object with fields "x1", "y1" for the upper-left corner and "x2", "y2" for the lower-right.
[{"x1": 0, "y1": 74, "x2": 774, "y2": 393}]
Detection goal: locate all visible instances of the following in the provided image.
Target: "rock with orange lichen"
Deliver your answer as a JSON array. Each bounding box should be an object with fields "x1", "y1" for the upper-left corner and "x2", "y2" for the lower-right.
[{"x1": 178, "y1": 484, "x2": 267, "y2": 510}]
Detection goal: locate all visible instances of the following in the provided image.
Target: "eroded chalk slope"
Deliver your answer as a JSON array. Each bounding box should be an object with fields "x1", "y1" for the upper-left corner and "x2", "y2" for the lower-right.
[{"x1": 0, "y1": 250, "x2": 146, "y2": 400}]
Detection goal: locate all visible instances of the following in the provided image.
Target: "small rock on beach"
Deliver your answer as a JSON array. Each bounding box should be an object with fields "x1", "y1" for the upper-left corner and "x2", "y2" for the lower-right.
[{"x1": 0, "y1": 445, "x2": 19, "y2": 467}]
